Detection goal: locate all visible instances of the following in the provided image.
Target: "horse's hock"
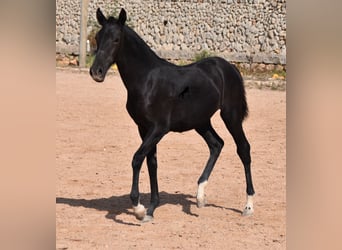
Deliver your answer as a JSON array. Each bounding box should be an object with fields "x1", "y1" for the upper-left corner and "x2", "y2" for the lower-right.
[{"x1": 56, "y1": 0, "x2": 286, "y2": 66}]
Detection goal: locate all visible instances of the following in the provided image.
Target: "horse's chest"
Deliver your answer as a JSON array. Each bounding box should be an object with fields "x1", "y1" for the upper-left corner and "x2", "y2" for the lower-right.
[
  {"x1": 126, "y1": 96, "x2": 154, "y2": 124},
  {"x1": 126, "y1": 92, "x2": 171, "y2": 126},
  {"x1": 126, "y1": 98, "x2": 144, "y2": 119}
]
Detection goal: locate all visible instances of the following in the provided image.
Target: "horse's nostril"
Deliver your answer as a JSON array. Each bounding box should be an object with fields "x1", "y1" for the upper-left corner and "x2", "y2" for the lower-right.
[{"x1": 97, "y1": 68, "x2": 103, "y2": 75}]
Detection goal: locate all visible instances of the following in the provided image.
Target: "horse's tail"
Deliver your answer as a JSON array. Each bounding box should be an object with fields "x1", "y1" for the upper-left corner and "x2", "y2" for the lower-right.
[
  {"x1": 232, "y1": 63, "x2": 248, "y2": 121},
  {"x1": 220, "y1": 61, "x2": 248, "y2": 122}
]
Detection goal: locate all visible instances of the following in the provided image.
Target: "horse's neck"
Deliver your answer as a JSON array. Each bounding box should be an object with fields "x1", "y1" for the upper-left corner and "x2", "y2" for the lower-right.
[{"x1": 116, "y1": 27, "x2": 168, "y2": 91}]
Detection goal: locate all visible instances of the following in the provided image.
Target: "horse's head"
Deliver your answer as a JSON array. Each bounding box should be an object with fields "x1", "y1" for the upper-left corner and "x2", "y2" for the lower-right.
[{"x1": 90, "y1": 8, "x2": 126, "y2": 82}]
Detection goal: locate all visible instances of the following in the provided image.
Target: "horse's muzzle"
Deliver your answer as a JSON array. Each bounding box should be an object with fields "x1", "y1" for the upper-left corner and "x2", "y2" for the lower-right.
[{"x1": 90, "y1": 67, "x2": 105, "y2": 82}]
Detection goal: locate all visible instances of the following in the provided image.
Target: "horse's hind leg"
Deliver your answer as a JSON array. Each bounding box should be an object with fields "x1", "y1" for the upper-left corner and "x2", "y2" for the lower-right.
[
  {"x1": 195, "y1": 123, "x2": 224, "y2": 208},
  {"x1": 220, "y1": 109, "x2": 255, "y2": 216}
]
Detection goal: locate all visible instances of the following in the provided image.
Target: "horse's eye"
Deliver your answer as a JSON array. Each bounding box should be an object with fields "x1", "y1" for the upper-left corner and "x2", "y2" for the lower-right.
[{"x1": 114, "y1": 38, "x2": 119, "y2": 43}]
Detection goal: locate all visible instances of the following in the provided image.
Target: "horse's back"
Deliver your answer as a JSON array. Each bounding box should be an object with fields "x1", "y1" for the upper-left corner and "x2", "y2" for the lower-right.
[
  {"x1": 138, "y1": 57, "x2": 247, "y2": 131},
  {"x1": 146, "y1": 64, "x2": 221, "y2": 101}
]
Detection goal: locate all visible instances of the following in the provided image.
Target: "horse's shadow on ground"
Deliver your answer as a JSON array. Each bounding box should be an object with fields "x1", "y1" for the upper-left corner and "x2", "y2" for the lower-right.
[{"x1": 56, "y1": 192, "x2": 242, "y2": 226}]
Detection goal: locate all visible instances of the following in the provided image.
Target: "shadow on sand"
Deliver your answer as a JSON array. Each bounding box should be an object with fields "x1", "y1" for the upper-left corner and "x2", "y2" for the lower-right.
[{"x1": 56, "y1": 192, "x2": 242, "y2": 226}]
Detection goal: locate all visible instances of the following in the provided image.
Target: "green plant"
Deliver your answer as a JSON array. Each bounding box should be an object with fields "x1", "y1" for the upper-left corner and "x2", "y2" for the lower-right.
[
  {"x1": 86, "y1": 54, "x2": 95, "y2": 68},
  {"x1": 272, "y1": 68, "x2": 286, "y2": 78},
  {"x1": 177, "y1": 59, "x2": 191, "y2": 66},
  {"x1": 193, "y1": 50, "x2": 214, "y2": 62}
]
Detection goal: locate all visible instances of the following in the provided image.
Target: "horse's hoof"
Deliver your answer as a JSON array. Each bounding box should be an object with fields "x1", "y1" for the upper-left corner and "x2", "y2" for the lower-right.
[
  {"x1": 196, "y1": 198, "x2": 207, "y2": 208},
  {"x1": 141, "y1": 215, "x2": 153, "y2": 223},
  {"x1": 133, "y1": 204, "x2": 146, "y2": 220},
  {"x1": 242, "y1": 206, "x2": 254, "y2": 216}
]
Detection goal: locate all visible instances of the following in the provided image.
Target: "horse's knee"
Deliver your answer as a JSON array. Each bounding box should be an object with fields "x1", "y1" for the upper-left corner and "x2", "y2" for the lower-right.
[{"x1": 132, "y1": 153, "x2": 144, "y2": 169}]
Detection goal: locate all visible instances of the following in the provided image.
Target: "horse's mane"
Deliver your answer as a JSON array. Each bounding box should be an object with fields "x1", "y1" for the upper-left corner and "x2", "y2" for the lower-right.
[{"x1": 122, "y1": 24, "x2": 170, "y2": 65}]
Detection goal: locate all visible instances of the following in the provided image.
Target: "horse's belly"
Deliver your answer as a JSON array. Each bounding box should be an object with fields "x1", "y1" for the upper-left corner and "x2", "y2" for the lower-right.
[{"x1": 170, "y1": 97, "x2": 219, "y2": 132}]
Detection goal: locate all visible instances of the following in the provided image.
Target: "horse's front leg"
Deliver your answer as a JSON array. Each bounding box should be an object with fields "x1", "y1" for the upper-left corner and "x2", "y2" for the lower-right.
[
  {"x1": 130, "y1": 150, "x2": 146, "y2": 220},
  {"x1": 146, "y1": 146, "x2": 159, "y2": 220},
  {"x1": 130, "y1": 126, "x2": 165, "y2": 222}
]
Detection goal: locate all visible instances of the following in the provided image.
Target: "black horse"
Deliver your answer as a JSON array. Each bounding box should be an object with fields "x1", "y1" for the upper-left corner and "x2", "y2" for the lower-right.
[{"x1": 90, "y1": 8, "x2": 255, "y2": 222}]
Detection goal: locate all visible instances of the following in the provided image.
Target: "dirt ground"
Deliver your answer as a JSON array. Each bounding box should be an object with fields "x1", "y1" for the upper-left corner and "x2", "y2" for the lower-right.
[{"x1": 56, "y1": 69, "x2": 286, "y2": 249}]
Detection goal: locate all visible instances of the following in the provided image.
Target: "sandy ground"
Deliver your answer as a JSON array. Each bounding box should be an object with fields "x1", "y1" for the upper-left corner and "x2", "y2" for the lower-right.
[{"x1": 56, "y1": 69, "x2": 286, "y2": 249}]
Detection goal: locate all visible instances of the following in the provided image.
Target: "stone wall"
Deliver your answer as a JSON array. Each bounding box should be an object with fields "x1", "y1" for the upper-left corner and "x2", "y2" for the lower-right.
[{"x1": 56, "y1": 0, "x2": 286, "y2": 64}]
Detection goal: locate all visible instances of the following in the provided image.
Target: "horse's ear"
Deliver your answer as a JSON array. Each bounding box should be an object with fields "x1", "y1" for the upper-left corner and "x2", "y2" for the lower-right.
[
  {"x1": 96, "y1": 8, "x2": 106, "y2": 26},
  {"x1": 118, "y1": 8, "x2": 127, "y2": 26}
]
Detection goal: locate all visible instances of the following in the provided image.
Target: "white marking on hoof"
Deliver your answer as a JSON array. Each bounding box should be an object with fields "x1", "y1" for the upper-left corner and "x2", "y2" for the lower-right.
[
  {"x1": 197, "y1": 197, "x2": 207, "y2": 208},
  {"x1": 141, "y1": 215, "x2": 153, "y2": 223},
  {"x1": 196, "y1": 181, "x2": 208, "y2": 208},
  {"x1": 242, "y1": 195, "x2": 254, "y2": 216},
  {"x1": 133, "y1": 203, "x2": 146, "y2": 220}
]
